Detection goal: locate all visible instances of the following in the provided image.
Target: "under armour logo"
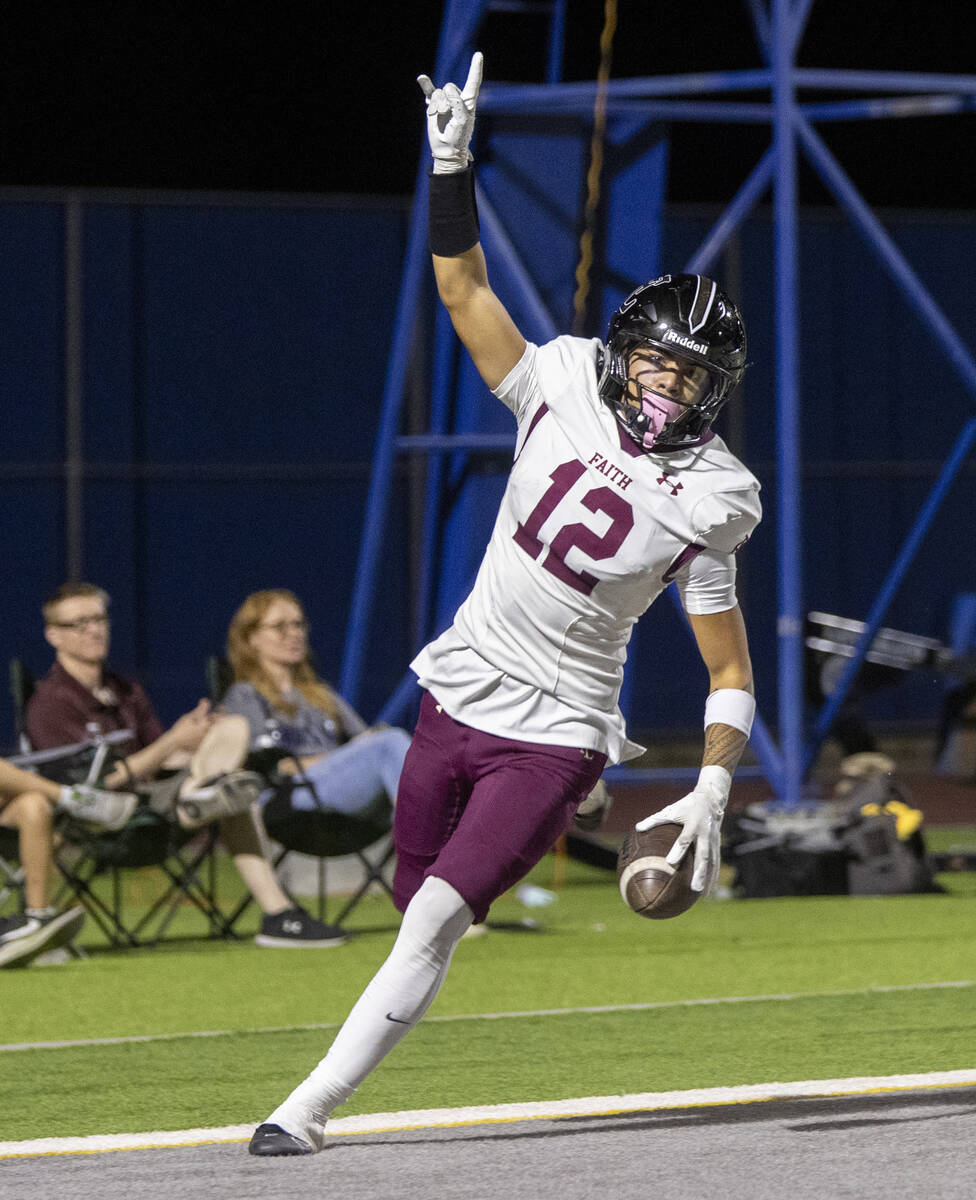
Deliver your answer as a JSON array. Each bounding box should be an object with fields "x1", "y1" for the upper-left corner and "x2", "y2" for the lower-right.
[
  {"x1": 282, "y1": 920, "x2": 303, "y2": 935},
  {"x1": 656, "y1": 472, "x2": 683, "y2": 496}
]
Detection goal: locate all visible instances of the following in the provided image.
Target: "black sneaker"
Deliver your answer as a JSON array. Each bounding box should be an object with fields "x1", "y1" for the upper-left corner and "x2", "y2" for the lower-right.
[
  {"x1": 255, "y1": 906, "x2": 346, "y2": 948},
  {"x1": 248, "y1": 1123, "x2": 317, "y2": 1156},
  {"x1": 0, "y1": 906, "x2": 86, "y2": 969}
]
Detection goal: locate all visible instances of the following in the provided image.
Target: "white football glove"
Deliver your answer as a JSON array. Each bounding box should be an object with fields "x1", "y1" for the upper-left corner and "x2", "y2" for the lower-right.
[
  {"x1": 574, "y1": 778, "x2": 613, "y2": 832},
  {"x1": 417, "y1": 51, "x2": 483, "y2": 174},
  {"x1": 634, "y1": 766, "x2": 731, "y2": 895}
]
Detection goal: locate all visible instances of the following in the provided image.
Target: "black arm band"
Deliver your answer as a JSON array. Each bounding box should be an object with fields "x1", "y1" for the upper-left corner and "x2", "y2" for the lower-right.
[{"x1": 427, "y1": 167, "x2": 480, "y2": 257}]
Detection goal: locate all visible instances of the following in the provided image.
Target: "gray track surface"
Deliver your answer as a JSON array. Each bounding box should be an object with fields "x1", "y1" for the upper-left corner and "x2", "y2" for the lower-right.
[{"x1": 5, "y1": 1088, "x2": 975, "y2": 1200}]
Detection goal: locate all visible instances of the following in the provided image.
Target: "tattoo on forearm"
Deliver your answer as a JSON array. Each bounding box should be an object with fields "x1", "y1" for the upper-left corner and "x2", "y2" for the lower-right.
[{"x1": 702, "y1": 722, "x2": 749, "y2": 774}]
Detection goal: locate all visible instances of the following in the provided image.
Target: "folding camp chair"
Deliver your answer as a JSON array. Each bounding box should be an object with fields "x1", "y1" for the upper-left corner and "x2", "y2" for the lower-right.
[
  {"x1": 0, "y1": 824, "x2": 88, "y2": 963},
  {"x1": 4, "y1": 653, "x2": 60, "y2": 918},
  {"x1": 207, "y1": 657, "x2": 396, "y2": 931},
  {"x1": 8, "y1": 659, "x2": 233, "y2": 948},
  {"x1": 0, "y1": 826, "x2": 25, "y2": 916},
  {"x1": 9, "y1": 656, "x2": 35, "y2": 754},
  {"x1": 254, "y1": 781, "x2": 394, "y2": 928}
]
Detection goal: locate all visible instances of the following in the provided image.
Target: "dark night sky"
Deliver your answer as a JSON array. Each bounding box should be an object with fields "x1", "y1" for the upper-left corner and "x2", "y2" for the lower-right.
[{"x1": 1, "y1": 1, "x2": 974, "y2": 210}]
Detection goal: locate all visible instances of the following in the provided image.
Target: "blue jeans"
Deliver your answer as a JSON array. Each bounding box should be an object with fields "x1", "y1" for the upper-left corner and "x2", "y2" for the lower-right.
[{"x1": 270, "y1": 727, "x2": 411, "y2": 816}]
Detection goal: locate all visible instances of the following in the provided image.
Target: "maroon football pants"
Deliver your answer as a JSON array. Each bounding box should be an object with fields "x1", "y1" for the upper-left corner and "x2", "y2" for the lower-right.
[{"x1": 392, "y1": 690, "x2": 607, "y2": 924}]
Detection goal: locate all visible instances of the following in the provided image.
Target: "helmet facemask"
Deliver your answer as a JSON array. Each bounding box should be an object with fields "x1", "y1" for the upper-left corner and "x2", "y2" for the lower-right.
[
  {"x1": 601, "y1": 335, "x2": 723, "y2": 452},
  {"x1": 597, "y1": 273, "x2": 748, "y2": 453}
]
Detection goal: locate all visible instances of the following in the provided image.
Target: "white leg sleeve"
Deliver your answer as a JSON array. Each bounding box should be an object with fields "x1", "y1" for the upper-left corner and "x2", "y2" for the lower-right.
[{"x1": 265, "y1": 876, "x2": 473, "y2": 1148}]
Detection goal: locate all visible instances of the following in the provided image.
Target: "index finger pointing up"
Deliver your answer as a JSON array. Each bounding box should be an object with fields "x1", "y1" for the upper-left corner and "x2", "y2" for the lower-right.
[{"x1": 461, "y1": 51, "x2": 483, "y2": 103}]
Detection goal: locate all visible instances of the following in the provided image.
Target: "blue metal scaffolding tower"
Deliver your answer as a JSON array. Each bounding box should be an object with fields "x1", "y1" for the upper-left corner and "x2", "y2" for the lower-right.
[{"x1": 342, "y1": 0, "x2": 976, "y2": 807}]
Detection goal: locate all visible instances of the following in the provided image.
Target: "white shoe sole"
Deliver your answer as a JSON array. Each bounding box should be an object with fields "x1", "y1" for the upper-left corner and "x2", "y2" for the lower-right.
[
  {"x1": 254, "y1": 933, "x2": 346, "y2": 948},
  {"x1": 182, "y1": 715, "x2": 251, "y2": 796},
  {"x1": 101, "y1": 793, "x2": 139, "y2": 832},
  {"x1": 0, "y1": 907, "x2": 86, "y2": 969}
]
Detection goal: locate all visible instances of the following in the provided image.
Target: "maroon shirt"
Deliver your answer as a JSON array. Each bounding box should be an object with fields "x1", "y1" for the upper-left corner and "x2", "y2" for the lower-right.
[{"x1": 26, "y1": 661, "x2": 165, "y2": 752}]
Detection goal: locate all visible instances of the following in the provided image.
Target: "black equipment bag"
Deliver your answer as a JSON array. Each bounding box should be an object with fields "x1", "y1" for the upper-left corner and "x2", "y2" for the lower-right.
[{"x1": 724, "y1": 766, "x2": 938, "y2": 898}]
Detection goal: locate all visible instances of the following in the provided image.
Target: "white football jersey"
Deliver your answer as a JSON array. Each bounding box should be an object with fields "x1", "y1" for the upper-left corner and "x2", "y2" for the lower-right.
[{"x1": 412, "y1": 335, "x2": 761, "y2": 763}]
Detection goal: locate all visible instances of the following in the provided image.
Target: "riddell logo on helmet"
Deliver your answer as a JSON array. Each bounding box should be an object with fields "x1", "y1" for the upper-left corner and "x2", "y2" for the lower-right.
[{"x1": 664, "y1": 330, "x2": 708, "y2": 355}]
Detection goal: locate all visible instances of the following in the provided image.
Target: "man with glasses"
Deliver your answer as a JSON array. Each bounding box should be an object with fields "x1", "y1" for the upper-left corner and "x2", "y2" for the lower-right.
[
  {"x1": 29, "y1": 584, "x2": 213, "y2": 781},
  {"x1": 29, "y1": 584, "x2": 207, "y2": 769},
  {"x1": 25, "y1": 582, "x2": 347, "y2": 948}
]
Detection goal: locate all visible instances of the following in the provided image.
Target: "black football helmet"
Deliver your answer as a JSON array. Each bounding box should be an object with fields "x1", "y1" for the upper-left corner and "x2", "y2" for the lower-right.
[{"x1": 597, "y1": 273, "x2": 748, "y2": 452}]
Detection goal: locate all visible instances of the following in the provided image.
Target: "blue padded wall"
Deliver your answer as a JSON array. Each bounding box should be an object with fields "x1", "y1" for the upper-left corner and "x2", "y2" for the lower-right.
[
  {"x1": 1, "y1": 196, "x2": 409, "y2": 739},
  {"x1": 1, "y1": 195, "x2": 973, "y2": 747}
]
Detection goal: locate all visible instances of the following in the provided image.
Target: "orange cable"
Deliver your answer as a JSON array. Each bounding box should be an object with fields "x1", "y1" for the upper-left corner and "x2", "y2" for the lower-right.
[{"x1": 572, "y1": 0, "x2": 618, "y2": 334}]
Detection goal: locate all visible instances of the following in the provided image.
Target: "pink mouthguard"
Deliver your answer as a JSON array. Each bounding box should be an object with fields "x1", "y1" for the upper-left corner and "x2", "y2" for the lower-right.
[{"x1": 639, "y1": 390, "x2": 686, "y2": 449}]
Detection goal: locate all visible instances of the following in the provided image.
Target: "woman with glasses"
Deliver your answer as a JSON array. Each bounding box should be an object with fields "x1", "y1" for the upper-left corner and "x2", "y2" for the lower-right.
[
  {"x1": 27, "y1": 581, "x2": 346, "y2": 948},
  {"x1": 221, "y1": 590, "x2": 410, "y2": 823}
]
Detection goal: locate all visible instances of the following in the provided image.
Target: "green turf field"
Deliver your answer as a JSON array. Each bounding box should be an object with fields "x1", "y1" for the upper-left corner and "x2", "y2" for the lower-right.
[{"x1": 2, "y1": 830, "x2": 975, "y2": 1144}]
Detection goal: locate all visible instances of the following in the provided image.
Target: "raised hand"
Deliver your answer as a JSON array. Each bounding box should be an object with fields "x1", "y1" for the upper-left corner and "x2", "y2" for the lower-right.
[
  {"x1": 417, "y1": 51, "x2": 484, "y2": 174},
  {"x1": 169, "y1": 698, "x2": 214, "y2": 752}
]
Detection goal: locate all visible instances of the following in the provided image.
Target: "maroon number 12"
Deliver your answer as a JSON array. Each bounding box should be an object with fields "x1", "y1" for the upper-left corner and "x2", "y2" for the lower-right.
[{"x1": 513, "y1": 459, "x2": 634, "y2": 595}]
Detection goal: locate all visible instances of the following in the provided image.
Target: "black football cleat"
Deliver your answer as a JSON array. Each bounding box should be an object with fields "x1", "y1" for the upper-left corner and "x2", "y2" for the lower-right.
[{"x1": 248, "y1": 1123, "x2": 316, "y2": 1157}]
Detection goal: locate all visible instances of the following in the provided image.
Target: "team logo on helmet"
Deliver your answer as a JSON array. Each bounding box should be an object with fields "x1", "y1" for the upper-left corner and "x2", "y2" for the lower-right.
[{"x1": 663, "y1": 329, "x2": 710, "y2": 356}]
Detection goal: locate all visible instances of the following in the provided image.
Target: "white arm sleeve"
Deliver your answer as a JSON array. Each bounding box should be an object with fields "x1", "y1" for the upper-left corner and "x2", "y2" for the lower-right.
[{"x1": 675, "y1": 546, "x2": 738, "y2": 614}]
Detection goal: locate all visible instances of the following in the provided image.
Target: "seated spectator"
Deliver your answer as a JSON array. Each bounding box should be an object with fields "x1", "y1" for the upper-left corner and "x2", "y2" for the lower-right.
[
  {"x1": 26, "y1": 582, "x2": 346, "y2": 948},
  {"x1": 221, "y1": 590, "x2": 410, "y2": 823},
  {"x1": 0, "y1": 756, "x2": 136, "y2": 968}
]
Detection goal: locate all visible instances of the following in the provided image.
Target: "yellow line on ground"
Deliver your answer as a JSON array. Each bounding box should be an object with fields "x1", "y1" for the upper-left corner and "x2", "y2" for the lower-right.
[{"x1": 2, "y1": 1069, "x2": 975, "y2": 1159}]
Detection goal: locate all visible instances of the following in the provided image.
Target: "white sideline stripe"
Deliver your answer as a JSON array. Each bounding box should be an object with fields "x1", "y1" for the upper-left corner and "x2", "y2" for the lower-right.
[
  {"x1": 3, "y1": 1070, "x2": 976, "y2": 1159},
  {"x1": 0, "y1": 979, "x2": 971, "y2": 1054}
]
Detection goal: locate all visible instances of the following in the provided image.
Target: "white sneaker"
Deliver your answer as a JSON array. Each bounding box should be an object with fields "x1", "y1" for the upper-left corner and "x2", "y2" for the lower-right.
[
  {"x1": 0, "y1": 906, "x2": 85, "y2": 968},
  {"x1": 177, "y1": 770, "x2": 262, "y2": 828},
  {"x1": 59, "y1": 785, "x2": 138, "y2": 831}
]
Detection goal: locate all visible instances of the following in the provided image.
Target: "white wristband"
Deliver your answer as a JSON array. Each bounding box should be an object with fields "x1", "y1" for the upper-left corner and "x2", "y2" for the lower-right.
[{"x1": 704, "y1": 688, "x2": 756, "y2": 737}]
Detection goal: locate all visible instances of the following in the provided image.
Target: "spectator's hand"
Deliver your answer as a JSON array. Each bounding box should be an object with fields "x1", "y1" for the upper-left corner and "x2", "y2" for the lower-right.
[
  {"x1": 634, "y1": 769, "x2": 730, "y2": 895},
  {"x1": 274, "y1": 754, "x2": 324, "y2": 777},
  {"x1": 417, "y1": 51, "x2": 483, "y2": 174},
  {"x1": 168, "y1": 699, "x2": 213, "y2": 752}
]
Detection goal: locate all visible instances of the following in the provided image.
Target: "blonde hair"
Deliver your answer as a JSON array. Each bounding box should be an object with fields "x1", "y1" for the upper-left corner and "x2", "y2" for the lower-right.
[{"x1": 226, "y1": 589, "x2": 339, "y2": 721}]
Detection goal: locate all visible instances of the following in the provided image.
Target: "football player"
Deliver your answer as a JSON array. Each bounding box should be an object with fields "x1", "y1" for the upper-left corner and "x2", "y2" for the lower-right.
[{"x1": 250, "y1": 52, "x2": 760, "y2": 1155}]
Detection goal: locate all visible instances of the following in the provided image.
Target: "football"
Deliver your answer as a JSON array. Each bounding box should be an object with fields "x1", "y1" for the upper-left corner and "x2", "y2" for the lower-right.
[{"x1": 617, "y1": 822, "x2": 698, "y2": 919}]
